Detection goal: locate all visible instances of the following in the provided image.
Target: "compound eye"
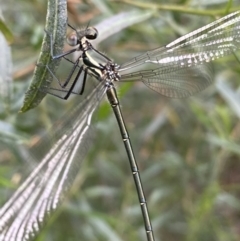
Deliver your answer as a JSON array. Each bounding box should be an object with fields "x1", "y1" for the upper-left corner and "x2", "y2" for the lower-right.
[
  {"x1": 67, "y1": 32, "x2": 78, "y2": 46},
  {"x1": 85, "y1": 27, "x2": 98, "y2": 40}
]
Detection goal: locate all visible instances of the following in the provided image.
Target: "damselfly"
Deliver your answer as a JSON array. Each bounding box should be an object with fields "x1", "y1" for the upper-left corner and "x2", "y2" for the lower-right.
[{"x1": 1, "y1": 10, "x2": 240, "y2": 241}]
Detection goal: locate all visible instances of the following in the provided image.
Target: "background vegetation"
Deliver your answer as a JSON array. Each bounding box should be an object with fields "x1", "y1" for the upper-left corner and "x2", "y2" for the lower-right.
[{"x1": 1, "y1": 0, "x2": 240, "y2": 241}]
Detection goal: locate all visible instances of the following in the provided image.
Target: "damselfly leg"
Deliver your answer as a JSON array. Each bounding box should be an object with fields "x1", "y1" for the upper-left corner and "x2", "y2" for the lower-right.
[{"x1": 42, "y1": 24, "x2": 111, "y2": 99}]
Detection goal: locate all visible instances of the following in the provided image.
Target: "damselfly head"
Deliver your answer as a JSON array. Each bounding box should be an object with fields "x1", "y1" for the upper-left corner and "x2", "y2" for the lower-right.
[{"x1": 66, "y1": 26, "x2": 98, "y2": 46}]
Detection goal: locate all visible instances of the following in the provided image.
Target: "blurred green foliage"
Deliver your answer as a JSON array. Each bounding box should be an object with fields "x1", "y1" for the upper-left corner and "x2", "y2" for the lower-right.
[{"x1": 1, "y1": 0, "x2": 240, "y2": 241}]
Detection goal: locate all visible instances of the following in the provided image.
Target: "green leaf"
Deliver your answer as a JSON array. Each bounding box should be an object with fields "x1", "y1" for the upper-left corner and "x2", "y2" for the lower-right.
[{"x1": 20, "y1": 0, "x2": 67, "y2": 112}]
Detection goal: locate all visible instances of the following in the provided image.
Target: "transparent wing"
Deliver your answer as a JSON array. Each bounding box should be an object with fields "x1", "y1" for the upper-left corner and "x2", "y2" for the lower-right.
[
  {"x1": 0, "y1": 82, "x2": 106, "y2": 241},
  {"x1": 142, "y1": 63, "x2": 213, "y2": 98},
  {"x1": 119, "y1": 11, "x2": 240, "y2": 97}
]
